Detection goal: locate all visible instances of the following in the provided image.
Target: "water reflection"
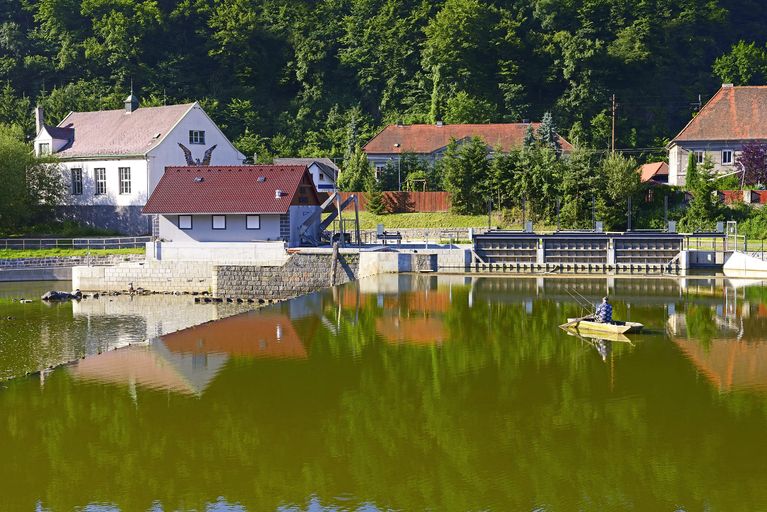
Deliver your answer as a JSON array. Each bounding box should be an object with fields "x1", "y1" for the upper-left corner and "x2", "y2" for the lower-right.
[
  {"x1": 3, "y1": 275, "x2": 767, "y2": 510},
  {"x1": 0, "y1": 281, "x2": 253, "y2": 381}
]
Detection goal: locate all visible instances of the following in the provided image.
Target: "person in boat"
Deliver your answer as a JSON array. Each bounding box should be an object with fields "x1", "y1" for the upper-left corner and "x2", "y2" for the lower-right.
[{"x1": 595, "y1": 296, "x2": 613, "y2": 324}]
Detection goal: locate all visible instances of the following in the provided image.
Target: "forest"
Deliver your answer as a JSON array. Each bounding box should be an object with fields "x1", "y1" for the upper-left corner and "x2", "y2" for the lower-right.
[
  {"x1": 3, "y1": 0, "x2": 767, "y2": 233},
  {"x1": 1, "y1": 0, "x2": 766, "y2": 160}
]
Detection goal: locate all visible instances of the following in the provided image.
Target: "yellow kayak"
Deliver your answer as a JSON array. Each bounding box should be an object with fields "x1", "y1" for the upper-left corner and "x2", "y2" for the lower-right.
[{"x1": 565, "y1": 317, "x2": 644, "y2": 334}]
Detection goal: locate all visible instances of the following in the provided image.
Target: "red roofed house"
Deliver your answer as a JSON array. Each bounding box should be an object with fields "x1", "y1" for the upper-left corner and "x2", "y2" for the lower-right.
[
  {"x1": 363, "y1": 122, "x2": 573, "y2": 176},
  {"x1": 142, "y1": 165, "x2": 322, "y2": 257},
  {"x1": 639, "y1": 162, "x2": 669, "y2": 184},
  {"x1": 668, "y1": 84, "x2": 767, "y2": 186},
  {"x1": 33, "y1": 93, "x2": 245, "y2": 235}
]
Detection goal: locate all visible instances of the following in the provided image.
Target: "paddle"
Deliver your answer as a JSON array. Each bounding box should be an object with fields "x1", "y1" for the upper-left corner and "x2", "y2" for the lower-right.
[{"x1": 559, "y1": 315, "x2": 593, "y2": 329}]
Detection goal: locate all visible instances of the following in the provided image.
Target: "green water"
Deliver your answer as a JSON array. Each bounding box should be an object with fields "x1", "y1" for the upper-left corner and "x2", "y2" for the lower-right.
[{"x1": 2, "y1": 275, "x2": 767, "y2": 511}]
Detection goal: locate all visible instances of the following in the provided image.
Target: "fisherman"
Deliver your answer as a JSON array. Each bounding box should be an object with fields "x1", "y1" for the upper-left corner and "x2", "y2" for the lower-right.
[{"x1": 595, "y1": 296, "x2": 613, "y2": 324}]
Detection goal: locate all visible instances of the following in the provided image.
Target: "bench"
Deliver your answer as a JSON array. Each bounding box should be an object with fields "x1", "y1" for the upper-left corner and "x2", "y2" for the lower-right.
[{"x1": 376, "y1": 224, "x2": 402, "y2": 245}]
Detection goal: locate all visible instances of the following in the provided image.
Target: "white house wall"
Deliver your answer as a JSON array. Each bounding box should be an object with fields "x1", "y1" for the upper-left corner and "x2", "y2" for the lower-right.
[
  {"x1": 147, "y1": 104, "x2": 245, "y2": 192},
  {"x1": 307, "y1": 163, "x2": 336, "y2": 192},
  {"x1": 159, "y1": 214, "x2": 283, "y2": 243},
  {"x1": 59, "y1": 158, "x2": 149, "y2": 207}
]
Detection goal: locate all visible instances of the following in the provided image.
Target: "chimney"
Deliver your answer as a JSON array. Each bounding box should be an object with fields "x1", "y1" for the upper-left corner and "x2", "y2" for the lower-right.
[
  {"x1": 722, "y1": 83, "x2": 734, "y2": 88},
  {"x1": 34, "y1": 106, "x2": 44, "y2": 135},
  {"x1": 435, "y1": 120, "x2": 443, "y2": 127}
]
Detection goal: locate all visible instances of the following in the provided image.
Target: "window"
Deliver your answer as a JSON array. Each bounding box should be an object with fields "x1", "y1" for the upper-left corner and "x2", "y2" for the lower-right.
[
  {"x1": 70, "y1": 168, "x2": 83, "y2": 195},
  {"x1": 319, "y1": 172, "x2": 325, "y2": 181},
  {"x1": 38, "y1": 143, "x2": 50, "y2": 156},
  {"x1": 212, "y1": 215, "x2": 226, "y2": 230},
  {"x1": 178, "y1": 215, "x2": 192, "y2": 230},
  {"x1": 694, "y1": 151, "x2": 705, "y2": 164},
  {"x1": 246, "y1": 215, "x2": 261, "y2": 229},
  {"x1": 722, "y1": 150, "x2": 733, "y2": 165},
  {"x1": 375, "y1": 165, "x2": 385, "y2": 179},
  {"x1": 189, "y1": 130, "x2": 205, "y2": 144},
  {"x1": 95, "y1": 168, "x2": 106, "y2": 195},
  {"x1": 119, "y1": 167, "x2": 131, "y2": 194}
]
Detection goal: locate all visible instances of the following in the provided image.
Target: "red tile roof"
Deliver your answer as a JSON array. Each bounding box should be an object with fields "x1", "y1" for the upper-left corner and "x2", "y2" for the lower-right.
[
  {"x1": 673, "y1": 86, "x2": 767, "y2": 142},
  {"x1": 639, "y1": 162, "x2": 669, "y2": 182},
  {"x1": 54, "y1": 103, "x2": 195, "y2": 157},
  {"x1": 363, "y1": 123, "x2": 573, "y2": 154},
  {"x1": 142, "y1": 165, "x2": 319, "y2": 214}
]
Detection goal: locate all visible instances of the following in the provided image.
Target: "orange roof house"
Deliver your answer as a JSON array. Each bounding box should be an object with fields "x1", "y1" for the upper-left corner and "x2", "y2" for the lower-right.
[
  {"x1": 667, "y1": 84, "x2": 767, "y2": 186},
  {"x1": 639, "y1": 162, "x2": 669, "y2": 184},
  {"x1": 363, "y1": 122, "x2": 573, "y2": 176}
]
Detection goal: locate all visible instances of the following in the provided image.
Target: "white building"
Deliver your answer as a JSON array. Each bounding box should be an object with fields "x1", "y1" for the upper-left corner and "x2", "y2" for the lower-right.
[
  {"x1": 272, "y1": 158, "x2": 339, "y2": 193},
  {"x1": 33, "y1": 94, "x2": 246, "y2": 235}
]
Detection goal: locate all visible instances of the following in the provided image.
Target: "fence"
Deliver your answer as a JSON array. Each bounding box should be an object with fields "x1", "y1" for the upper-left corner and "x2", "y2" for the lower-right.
[
  {"x1": 0, "y1": 236, "x2": 152, "y2": 250},
  {"x1": 337, "y1": 191, "x2": 451, "y2": 213}
]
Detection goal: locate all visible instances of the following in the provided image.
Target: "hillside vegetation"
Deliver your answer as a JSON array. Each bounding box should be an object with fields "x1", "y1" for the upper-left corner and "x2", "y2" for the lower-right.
[{"x1": 0, "y1": 0, "x2": 764, "y2": 161}]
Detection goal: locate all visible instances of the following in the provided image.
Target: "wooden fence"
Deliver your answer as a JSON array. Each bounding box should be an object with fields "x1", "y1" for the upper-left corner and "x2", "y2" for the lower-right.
[{"x1": 337, "y1": 191, "x2": 451, "y2": 213}]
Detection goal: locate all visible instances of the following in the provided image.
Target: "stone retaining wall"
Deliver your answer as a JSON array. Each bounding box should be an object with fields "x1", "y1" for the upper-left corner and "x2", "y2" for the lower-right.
[
  {"x1": 214, "y1": 253, "x2": 360, "y2": 300},
  {"x1": 0, "y1": 254, "x2": 145, "y2": 269}
]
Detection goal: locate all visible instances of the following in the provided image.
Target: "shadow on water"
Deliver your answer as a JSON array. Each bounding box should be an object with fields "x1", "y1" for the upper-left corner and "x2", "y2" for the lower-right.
[{"x1": 2, "y1": 275, "x2": 767, "y2": 510}]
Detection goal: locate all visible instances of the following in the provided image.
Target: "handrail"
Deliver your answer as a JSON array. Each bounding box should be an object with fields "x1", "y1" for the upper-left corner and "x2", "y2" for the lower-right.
[{"x1": 0, "y1": 236, "x2": 152, "y2": 250}]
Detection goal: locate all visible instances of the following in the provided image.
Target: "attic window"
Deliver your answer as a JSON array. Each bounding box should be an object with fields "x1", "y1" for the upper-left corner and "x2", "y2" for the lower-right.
[
  {"x1": 153, "y1": 133, "x2": 161, "y2": 139},
  {"x1": 194, "y1": 176, "x2": 204, "y2": 183},
  {"x1": 257, "y1": 176, "x2": 266, "y2": 182}
]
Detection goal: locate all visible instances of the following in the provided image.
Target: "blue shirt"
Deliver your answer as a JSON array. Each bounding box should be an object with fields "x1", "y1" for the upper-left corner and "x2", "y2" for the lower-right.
[{"x1": 596, "y1": 302, "x2": 613, "y2": 323}]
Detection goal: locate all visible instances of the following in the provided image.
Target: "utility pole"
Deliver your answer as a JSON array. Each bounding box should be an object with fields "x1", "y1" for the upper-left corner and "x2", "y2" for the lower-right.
[{"x1": 611, "y1": 94, "x2": 617, "y2": 154}]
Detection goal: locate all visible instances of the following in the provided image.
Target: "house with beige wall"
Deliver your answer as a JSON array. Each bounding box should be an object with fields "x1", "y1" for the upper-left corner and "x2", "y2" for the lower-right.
[{"x1": 668, "y1": 84, "x2": 767, "y2": 186}]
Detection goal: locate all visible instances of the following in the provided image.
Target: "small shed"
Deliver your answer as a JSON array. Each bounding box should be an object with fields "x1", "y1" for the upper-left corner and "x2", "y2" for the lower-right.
[{"x1": 143, "y1": 165, "x2": 321, "y2": 248}]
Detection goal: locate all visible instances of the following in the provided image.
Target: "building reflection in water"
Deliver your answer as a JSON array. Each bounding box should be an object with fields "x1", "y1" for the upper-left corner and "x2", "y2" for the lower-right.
[{"x1": 668, "y1": 277, "x2": 767, "y2": 394}]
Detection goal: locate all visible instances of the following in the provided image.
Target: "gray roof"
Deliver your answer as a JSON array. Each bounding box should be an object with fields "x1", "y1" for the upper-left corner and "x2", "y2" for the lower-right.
[
  {"x1": 273, "y1": 157, "x2": 339, "y2": 179},
  {"x1": 53, "y1": 103, "x2": 195, "y2": 158}
]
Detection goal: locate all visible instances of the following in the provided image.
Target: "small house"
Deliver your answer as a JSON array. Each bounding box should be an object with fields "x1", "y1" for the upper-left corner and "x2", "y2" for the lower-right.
[
  {"x1": 363, "y1": 122, "x2": 573, "y2": 177},
  {"x1": 142, "y1": 165, "x2": 322, "y2": 259},
  {"x1": 273, "y1": 157, "x2": 339, "y2": 193}
]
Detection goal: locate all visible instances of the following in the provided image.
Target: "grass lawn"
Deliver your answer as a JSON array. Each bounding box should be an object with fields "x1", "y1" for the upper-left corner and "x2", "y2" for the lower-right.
[
  {"x1": 339, "y1": 211, "x2": 491, "y2": 230},
  {"x1": 0, "y1": 247, "x2": 145, "y2": 259}
]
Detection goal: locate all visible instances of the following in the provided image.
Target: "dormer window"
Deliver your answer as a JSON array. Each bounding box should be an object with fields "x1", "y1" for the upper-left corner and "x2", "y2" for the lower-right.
[
  {"x1": 189, "y1": 130, "x2": 205, "y2": 144},
  {"x1": 38, "y1": 143, "x2": 50, "y2": 156}
]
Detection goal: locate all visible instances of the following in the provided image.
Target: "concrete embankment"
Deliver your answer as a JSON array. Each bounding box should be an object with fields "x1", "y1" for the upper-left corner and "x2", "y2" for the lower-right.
[
  {"x1": 73, "y1": 248, "x2": 466, "y2": 299},
  {"x1": 0, "y1": 254, "x2": 145, "y2": 282}
]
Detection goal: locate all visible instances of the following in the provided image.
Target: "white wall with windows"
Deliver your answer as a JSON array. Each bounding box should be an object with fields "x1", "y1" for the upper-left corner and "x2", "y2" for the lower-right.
[
  {"x1": 158, "y1": 214, "x2": 283, "y2": 243},
  {"x1": 146, "y1": 105, "x2": 245, "y2": 191},
  {"x1": 58, "y1": 159, "x2": 149, "y2": 206},
  {"x1": 668, "y1": 143, "x2": 745, "y2": 186}
]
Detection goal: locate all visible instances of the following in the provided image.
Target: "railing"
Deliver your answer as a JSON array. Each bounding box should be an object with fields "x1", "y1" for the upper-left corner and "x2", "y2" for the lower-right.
[{"x1": 0, "y1": 237, "x2": 152, "y2": 251}]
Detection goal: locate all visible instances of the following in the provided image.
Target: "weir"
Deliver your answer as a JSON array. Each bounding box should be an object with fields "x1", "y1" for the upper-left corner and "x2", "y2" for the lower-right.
[{"x1": 472, "y1": 230, "x2": 728, "y2": 274}]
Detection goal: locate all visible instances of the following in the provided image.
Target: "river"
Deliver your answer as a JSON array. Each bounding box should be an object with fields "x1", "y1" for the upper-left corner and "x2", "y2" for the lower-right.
[{"x1": 1, "y1": 275, "x2": 766, "y2": 511}]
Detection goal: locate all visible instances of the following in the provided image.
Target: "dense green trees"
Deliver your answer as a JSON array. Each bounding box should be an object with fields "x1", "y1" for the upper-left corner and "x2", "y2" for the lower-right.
[
  {"x1": 0, "y1": 0, "x2": 762, "y2": 164},
  {"x1": 0, "y1": 124, "x2": 63, "y2": 233}
]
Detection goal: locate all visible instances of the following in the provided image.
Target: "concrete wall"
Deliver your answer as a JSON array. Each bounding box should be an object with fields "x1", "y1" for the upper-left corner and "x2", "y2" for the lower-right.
[
  {"x1": 146, "y1": 241, "x2": 289, "y2": 265},
  {"x1": 0, "y1": 268, "x2": 72, "y2": 282},
  {"x1": 73, "y1": 260, "x2": 216, "y2": 293},
  {"x1": 159, "y1": 214, "x2": 283, "y2": 242},
  {"x1": 214, "y1": 253, "x2": 360, "y2": 299}
]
